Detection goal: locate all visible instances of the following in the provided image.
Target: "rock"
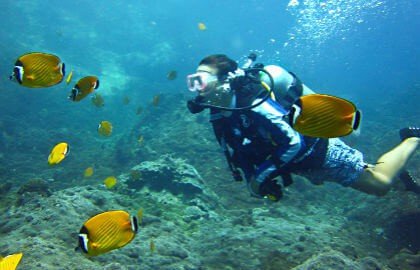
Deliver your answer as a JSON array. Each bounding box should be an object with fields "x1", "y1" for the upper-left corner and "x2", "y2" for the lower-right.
[
  {"x1": 357, "y1": 256, "x2": 387, "y2": 270},
  {"x1": 125, "y1": 155, "x2": 208, "y2": 199},
  {"x1": 103, "y1": 262, "x2": 128, "y2": 270},
  {"x1": 291, "y1": 250, "x2": 362, "y2": 270},
  {"x1": 17, "y1": 179, "x2": 52, "y2": 196},
  {"x1": 183, "y1": 206, "x2": 208, "y2": 222},
  {"x1": 16, "y1": 179, "x2": 52, "y2": 206},
  {"x1": 158, "y1": 243, "x2": 189, "y2": 260},
  {"x1": 0, "y1": 182, "x2": 12, "y2": 195},
  {"x1": 389, "y1": 249, "x2": 420, "y2": 270}
]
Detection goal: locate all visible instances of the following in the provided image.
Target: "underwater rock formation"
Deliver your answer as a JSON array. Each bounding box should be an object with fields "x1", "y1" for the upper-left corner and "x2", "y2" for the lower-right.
[
  {"x1": 16, "y1": 179, "x2": 52, "y2": 206},
  {"x1": 0, "y1": 185, "x2": 207, "y2": 270},
  {"x1": 388, "y1": 249, "x2": 420, "y2": 270},
  {"x1": 124, "y1": 154, "x2": 215, "y2": 200},
  {"x1": 291, "y1": 250, "x2": 386, "y2": 270},
  {"x1": 0, "y1": 182, "x2": 12, "y2": 195}
]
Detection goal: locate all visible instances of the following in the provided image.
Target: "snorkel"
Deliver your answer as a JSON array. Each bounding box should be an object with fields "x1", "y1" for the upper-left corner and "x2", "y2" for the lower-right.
[{"x1": 189, "y1": 53, "x2": 275, "y2": 111}]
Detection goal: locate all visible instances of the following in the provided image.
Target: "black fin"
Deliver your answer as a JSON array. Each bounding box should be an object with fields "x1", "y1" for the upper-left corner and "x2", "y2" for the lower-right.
[
  {"x1": 95, "y1": 80, "x2": 100, "y2": 89},
  {"x1": 400, "y1": 127, "x2": 420, "y2": 141},
  {"x1": 399, "y1": 169, "x2": 420, "y2": 194}
]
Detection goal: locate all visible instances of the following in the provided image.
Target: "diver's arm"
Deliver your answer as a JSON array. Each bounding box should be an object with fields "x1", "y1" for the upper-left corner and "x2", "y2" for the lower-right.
[{"x1": 252, "y1": 98, "x2": 304, "y2": 167}]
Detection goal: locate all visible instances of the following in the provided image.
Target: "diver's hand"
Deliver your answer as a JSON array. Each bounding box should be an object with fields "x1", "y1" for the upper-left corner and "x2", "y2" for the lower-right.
[
  {"x1": 232, "y1": 169, "x2": 243, "y2": 182},
  {"x1": 247, "y1": 176, "x2": 283, "y2": 202},
  {"x1": 187, "y1": 96, "x2": 205, "y2": 114},
  {"x1": 259, "y1": 179, "x2": 283, "y2": 201}
]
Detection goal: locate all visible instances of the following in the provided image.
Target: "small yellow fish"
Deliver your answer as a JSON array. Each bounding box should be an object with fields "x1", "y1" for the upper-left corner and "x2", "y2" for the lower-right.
[
  {"x1": 77, "y1": 210, "x2": 138, "y2": 256},
  {"x1": 0, "y1": 252, "x2": 23, "y2": 270},
  {"x1": 137, "y1": 135, "x2": 144, "y2": 145},
  {"x1": 152, "y1": 94, "x2": 160, "y2": 107},
  {"x1": 69, "y1": 76, "x2": 99, "y2": 102},
  {"x1": 137, "y1": 208, "x2": 143, "y2": 225},
  {"x1": 91, "y1": 94, "x2": 105, "y2": 108},
  {"x1": 66, "y1": 70, "x2": 73, "y2": 84},
  {"x1": 198, "y1": 22, "x2": 206, "y2": 31},
  {"x1": 123, "y1": 96, "x2": 130, "y2": 105},
  {"x1": 136, "y1": 106, "x2": 143, "y2": 115},
  {"x1": 48, "y1": 142, "x2": 69, "y2": 165},
  {"x1": 84, "y1": 167, "x2": 94, "y2": 177},
  {"x1": 98, "y1": 121, "x2": 113, "y2": 136},
  {"x1": 104, "y1": 176, "x2": 117, "y2": 189},
  {"x1": 10, "y1": 52, "x2": 65, "y2": 88},
  {"x1": 150, "y1": 239, "x2": 156, "y2": 254},
  {"x1": 167, "y1": 70, "x2": 177, "y2": 80}
]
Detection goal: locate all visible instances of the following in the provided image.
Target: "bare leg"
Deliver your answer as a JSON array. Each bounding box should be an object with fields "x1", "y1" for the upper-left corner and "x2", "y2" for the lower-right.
[{"x1": 351, "y1": 137, "x2": 419, "y2": 196}]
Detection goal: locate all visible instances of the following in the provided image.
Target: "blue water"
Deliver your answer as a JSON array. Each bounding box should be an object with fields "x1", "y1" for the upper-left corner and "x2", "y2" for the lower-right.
[
  {"x1": 1, "y1": 1, "x2": 418, "y2": 91},
  {"x1": 0, "y1": 0, "x2": 417, "y2": 180},
  {"x1": 1, "y1": 0, "x2": 418, "y2": 104}
]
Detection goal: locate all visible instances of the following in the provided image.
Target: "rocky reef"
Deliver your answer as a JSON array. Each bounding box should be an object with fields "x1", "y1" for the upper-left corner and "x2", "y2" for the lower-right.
[{"x1": 0, "y1": 92, "x2": 419, "y2": 270}]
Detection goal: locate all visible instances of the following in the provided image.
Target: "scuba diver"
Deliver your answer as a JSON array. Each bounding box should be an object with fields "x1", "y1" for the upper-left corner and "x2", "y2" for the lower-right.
[{"x1": 186, "y1": 54, "x2": 420, "y2": 201}]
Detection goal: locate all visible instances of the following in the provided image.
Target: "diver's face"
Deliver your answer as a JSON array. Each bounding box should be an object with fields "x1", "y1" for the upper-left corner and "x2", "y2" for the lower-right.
[
  {"x1": 194, "y1": 65, "x2": 234, "y2": 107},
  {"x1": 194, "y1": 65, "x2": 218, "y2": 97}
]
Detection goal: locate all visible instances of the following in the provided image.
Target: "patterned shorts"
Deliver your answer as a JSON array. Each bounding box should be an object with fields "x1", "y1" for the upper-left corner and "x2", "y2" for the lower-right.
[{"x1": 300, "y1": 138, "x2": 366, "y2": 186}]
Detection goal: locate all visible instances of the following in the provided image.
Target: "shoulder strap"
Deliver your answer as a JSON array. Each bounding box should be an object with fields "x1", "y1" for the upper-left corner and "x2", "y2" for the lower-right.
[
  {"x1": 211, "y1": 118, "x2": 243, "y2": 182},
  {"x1": 280, "y1": 71, "x2": 304, "y2": 110}
]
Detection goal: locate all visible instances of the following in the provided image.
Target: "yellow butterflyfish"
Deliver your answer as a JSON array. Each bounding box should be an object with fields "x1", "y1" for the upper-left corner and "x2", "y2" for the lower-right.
[
  {"x1": 104, "y1": 176, "x2": 117, "y2": 189},
  {"x1": 198, "y1": 22, "x2": 206, "y2": 31},
  {"x1": 0, "y1": 252, "x2": 23, "y2": 270},
  {"x1": 10, "y1": 52, "x2": 64, "y2": 88},
  {"x1": 77, "y1": 210, "x2": 138, "y2": 256},
  {"x1": 98, "y1": 121, "x2": 113, "y2": 137},
  {"x1": 48, "y1": 142, "x2": 69, "y2": 165},
  {"x1": 84, "y1": 167, "x2": 94, "y2": 177}
]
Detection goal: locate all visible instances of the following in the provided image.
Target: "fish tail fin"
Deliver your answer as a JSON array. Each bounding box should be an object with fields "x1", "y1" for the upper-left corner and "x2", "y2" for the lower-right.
[{"x1": 351, "y1": 110, "x2": 362, "y2": 136}]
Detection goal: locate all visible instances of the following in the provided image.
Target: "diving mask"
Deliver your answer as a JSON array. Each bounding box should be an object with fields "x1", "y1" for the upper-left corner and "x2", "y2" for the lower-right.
[{"x1": 187, "y1": 71, "x2": 218, "y2": 92}]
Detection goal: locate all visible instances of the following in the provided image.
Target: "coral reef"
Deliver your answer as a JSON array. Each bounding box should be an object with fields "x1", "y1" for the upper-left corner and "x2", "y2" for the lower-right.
[
  {"x1": 124, "y1": 154, "x2": 212, "y2": 200},
  {"x1": 16, "y1": 179, "x2": 52, "y2": 206},
  {"x1": 291, "y1": 250, "x2": 387, "y2": 270},
  {"x1": 0, "y1": 92, "x2": 418, "y2": 269}
]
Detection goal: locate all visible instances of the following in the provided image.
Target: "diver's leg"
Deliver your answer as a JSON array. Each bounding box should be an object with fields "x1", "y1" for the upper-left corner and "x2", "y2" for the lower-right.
[{"x1": 351, "y1": 137, "x2": 419, "y2": 196}]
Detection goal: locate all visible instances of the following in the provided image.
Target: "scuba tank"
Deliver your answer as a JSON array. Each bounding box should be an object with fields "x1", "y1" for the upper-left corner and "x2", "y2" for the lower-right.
[{"x1": 259, "y1": 64, "x2": 315, "y2": 110}]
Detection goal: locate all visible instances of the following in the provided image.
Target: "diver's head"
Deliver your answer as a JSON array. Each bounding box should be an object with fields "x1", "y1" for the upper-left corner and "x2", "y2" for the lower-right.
[{"x1": 187, "y1": 54, "x2": 238, "y2": 107}]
